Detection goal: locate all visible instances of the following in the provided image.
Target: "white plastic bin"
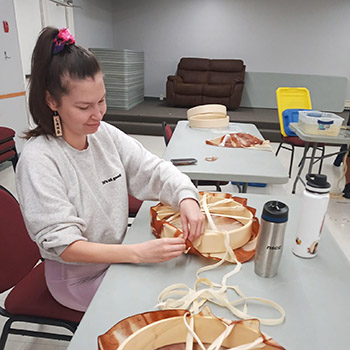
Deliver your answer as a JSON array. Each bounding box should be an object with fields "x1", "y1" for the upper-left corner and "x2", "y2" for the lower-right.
[{"x1": 298, "y1": 110, "x2": 344, "y2": 136}]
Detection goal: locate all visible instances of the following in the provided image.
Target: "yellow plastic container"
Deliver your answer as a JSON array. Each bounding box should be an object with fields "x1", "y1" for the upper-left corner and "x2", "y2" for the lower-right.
[{"x1": 276, "y1": 87, "x2": 312, "y2": 137}]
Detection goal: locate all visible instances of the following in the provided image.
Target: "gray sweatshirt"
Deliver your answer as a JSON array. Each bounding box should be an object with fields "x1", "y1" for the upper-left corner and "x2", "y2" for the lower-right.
[{"x1": 16, "y1": 121, "x2": 198, "y2": 263}]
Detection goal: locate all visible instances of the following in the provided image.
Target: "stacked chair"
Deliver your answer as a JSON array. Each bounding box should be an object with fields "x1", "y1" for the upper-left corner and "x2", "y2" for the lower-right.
[{"x1": 0, "y1": 127, "x2": 18, "y2": 171}]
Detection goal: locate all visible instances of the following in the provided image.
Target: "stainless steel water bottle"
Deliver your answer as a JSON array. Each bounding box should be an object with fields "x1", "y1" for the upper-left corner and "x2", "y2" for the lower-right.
[
  {"x1": 254, "y1": 201, "x2": 289, "y2": 278},
  {"x1": 292, "y1": 173, "x2": 330, "y2": 258}
]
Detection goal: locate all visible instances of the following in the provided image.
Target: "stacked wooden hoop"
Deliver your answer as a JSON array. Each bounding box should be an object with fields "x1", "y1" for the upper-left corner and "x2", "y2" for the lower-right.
[{"x1": 187, "y1": 104, "x2": 229, "y2": 128}]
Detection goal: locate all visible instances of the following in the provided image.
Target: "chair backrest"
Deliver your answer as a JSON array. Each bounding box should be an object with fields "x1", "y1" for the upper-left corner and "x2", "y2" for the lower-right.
[
  {"x1": 128, "y1": 195, "x2": 143, "y2": 217},
  {"x1": 162, "y1": 122, "x2": 173, "y2": 146},
  {"x1": 276, "y1": 87, "x2": 312, "y2": 137},
  {"x1": 0, "y1": 185, "x2": 40, "y2": 293}
]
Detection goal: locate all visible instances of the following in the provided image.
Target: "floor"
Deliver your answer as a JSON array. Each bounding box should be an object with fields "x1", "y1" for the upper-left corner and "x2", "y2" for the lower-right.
[{"x1": 0, "y1": 135, "x2": 349, "y2": 349}]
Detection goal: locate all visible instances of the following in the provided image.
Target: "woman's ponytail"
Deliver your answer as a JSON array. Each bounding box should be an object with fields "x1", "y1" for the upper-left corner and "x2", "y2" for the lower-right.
[{"x1": 26, "y1": 27, "x2": 101, "y2": 139}]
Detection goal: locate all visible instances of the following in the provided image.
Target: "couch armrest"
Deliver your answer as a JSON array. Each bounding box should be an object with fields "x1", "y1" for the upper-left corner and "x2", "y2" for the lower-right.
[
  {"x1": 167, "y1": 75, "x2": 183, "y2": 83},
  {"x1": 228, "y1": 80, "x2": 245, "y2": 109}
]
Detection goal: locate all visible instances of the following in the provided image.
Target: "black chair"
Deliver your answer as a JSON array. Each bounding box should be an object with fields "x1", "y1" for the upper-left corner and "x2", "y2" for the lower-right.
[
  {"x1": 0, "y1": 185, "x2": 84, "y2": 349},
  {"x1": 275, "y1": 136, "x2": 325, "y2": 178},
  {"x1": 162, "y1": 122, "x2": 229, "y2": 191},
  {"x1": 333, "y1": 113, "x2": 350, "y2": 166}
]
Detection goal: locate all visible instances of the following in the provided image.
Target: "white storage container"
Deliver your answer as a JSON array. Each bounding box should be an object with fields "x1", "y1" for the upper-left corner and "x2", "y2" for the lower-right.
[{"x1": 298, "y1": 110, "x2": 344, "y2": 136}]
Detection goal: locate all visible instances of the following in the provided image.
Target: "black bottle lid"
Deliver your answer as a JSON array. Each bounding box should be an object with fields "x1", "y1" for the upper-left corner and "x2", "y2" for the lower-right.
[
  {"x1": 305, "y1": 174, "x2": 330, "y2": 193},
  {"x1": 261, "y1": 200, "x2": 289, "y2": 223}
]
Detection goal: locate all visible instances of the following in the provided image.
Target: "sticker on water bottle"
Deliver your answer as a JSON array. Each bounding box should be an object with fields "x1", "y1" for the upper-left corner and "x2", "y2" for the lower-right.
[
  {"x1": 293, "y1": 236, "x2": 320, "y2": 257},
  {"x1": 293, "y1": 216, "x2": 325, "y2": 258},
  {"x1": 308, "y1": 241, "x2": 319, "y2": 255}
]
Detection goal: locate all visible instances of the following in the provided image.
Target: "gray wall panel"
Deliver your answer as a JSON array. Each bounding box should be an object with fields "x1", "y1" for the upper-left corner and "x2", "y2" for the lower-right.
[{"x1": 241, "y1": 72, "x2": 347, "y2": 112}]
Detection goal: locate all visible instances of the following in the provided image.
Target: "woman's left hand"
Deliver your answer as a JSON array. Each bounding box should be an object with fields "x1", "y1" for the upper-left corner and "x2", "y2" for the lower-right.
[{"x1": 179, "y1": 198, "x2": 205, "y2": 242}]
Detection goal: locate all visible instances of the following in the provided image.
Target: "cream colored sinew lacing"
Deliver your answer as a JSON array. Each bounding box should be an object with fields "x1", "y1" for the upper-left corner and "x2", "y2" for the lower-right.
[
  {"x1": 157, "y1": 193, "x2": 286, "y2": 328},
  {"x1": 182, "y1": 311, "x2": 265, "y2": 350},
  {"x1": 166, "y1": 196, "x2": 252, "y2": 227}
]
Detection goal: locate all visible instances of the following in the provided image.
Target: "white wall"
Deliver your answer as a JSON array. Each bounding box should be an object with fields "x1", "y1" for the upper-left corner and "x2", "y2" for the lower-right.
[
  {"x1": 13, "y1": 0, "x2": 41, "y2": 76},
  {"x1": 14, "y1": 0, "x2": 76, "y2": 77},
  {"x1": 74, "y1": 0, "x2": 114, "y2": 49},
  {"x1": 13, "y1": 0, "x2": 115, "y2": 77},
  {"x1": 111, "y1": 0, "x2": 350, "y2": 100},
  {"x1": 0, "y1": 0, "x2": 28, "y2": 152}
]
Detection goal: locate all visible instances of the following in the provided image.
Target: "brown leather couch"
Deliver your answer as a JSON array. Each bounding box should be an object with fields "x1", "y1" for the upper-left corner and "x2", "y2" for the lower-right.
[{"x1": 166, "y1": 57, "x2": 245, "y2": 110}]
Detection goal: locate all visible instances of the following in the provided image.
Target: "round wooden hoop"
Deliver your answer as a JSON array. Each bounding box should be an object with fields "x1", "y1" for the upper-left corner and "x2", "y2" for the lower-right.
[
  {"x1": 151, "y1": 192, "x2": 254, "y2": 257},
  {"x1": 188, "y1": 115, "x2": 229, "y2": 128},
  {"x1": 187, "y1": 104, "x2": 227, "y2": 118},
  {"x1": 117, "y1": 313, "x2": 284, "y2": 350}
]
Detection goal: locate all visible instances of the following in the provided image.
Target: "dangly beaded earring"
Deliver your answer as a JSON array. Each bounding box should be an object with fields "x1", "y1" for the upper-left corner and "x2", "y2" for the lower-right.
[{"x1": 53, "y1": 111, "x2": 63, "y2": 137}]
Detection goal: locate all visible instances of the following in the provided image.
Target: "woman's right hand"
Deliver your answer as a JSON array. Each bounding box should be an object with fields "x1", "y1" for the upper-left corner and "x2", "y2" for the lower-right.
[
  {"x1": 60, "y1": 238, "x2": 186, "y2": 265},
  {"x1": 133, "y1": 237, "x2": 186, "y2": 263}
]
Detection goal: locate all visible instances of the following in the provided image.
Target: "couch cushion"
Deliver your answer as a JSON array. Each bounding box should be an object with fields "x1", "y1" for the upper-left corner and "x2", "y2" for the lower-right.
[
  {"x1": 210, "y1": 60, "x2": 244, "y2": 72},
  {"x1": 175, "y1": 83, "x2": 204, "y2": 95},
  {"x1": 208, "y1": 71, "x2": 244, "y2": 84},
  {"x1": 178, "y1": 70, "x2": 208, "y2": 84},
  {"x1": 203, "y1": 84, "x2": 231, "y2": 97},
  {"x1": 178, "y1": 58, "x2": 211, "y2": 71}
]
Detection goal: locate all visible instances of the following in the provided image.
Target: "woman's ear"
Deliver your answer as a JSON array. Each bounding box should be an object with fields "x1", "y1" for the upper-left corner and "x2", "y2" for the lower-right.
[{"x1": 45, "y1": 91, "x2": 58, "y2": 111}]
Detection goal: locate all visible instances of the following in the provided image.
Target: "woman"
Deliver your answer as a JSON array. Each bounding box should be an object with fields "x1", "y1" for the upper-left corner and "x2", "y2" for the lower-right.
[{"x1": 16, "y1": 27, "x2": 204, "y2": 312}]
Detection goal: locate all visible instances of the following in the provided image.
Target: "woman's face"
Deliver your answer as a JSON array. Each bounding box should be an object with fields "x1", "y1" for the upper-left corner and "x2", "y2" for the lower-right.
[{"x1": 47, "y1": 72, "x2": 107, "y2": 149}]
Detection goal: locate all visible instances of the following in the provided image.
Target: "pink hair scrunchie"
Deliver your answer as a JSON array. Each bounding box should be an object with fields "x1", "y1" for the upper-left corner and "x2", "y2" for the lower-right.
[{"x1": 52, "y1": 28, "x2": 75, "y2": 55}]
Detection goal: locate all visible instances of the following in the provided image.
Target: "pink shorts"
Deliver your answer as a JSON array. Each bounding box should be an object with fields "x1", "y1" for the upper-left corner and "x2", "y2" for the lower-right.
[{"x1": 44, "y1": 260, "x2": 109, "y2": 312}]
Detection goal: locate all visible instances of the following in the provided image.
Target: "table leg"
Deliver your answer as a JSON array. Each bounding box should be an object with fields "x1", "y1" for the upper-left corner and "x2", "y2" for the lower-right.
[
  {"x1": 318, "y1": 146, "x2": 325, "y2": 174},
  {"x1": 232, "y1": 183, "x2": 248, "y2": 193},
  {"x1": 292, "y1": 142, "x2": 309, "y2": 194},
  {"x1": 308, "y1": 143, "x2": 318, "y2": 174},
  {"x1": 242, "y1": 183, "x2": 248, "y2": 193}
]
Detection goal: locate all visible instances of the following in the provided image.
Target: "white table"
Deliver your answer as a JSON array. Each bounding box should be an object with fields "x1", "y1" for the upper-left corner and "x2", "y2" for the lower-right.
[
  {"x1": 162, "y1": 121, "x2": 288, "y2": 192},
  {"x1": 289, "y1": 123, "x2": 350, "y2": 193},
  {"x1": 67, "y1": 194, "x2": 350, "y2": 350}
]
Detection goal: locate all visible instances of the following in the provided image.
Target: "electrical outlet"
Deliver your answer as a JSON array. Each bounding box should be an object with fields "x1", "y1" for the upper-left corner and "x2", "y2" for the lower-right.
[{"x1": 344, "y1": 100, "x2": 350, "y2": 110}]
